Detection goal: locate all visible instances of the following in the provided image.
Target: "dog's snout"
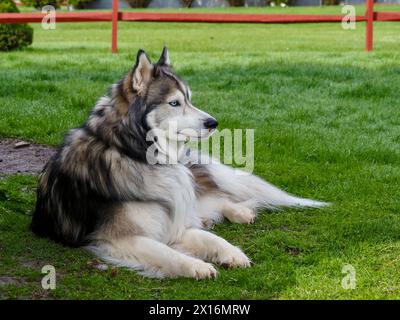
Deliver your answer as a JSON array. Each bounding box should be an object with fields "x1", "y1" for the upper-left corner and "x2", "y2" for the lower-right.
[{"x1": 204, "y1": 118, "x2": 218, "y2": 130}]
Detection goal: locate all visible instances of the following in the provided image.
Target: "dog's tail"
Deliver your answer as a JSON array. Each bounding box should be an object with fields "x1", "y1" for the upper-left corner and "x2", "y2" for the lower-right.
[{"x1": 206, "y1": 161, "x2": 329, "y2": 211}]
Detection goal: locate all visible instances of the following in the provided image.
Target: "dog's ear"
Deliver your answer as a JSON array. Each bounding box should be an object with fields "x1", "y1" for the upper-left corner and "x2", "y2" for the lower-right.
[
  {"x1": 157, "y1": 46, "x2": 170, "y2": 66},
  {"x1": 132, "y1": 49, "x2": 153, "y2": 95}
]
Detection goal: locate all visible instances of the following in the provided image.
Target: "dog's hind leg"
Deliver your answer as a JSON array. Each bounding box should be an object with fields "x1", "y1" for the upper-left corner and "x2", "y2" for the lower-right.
[
  {"x1": 220, "y1": 199, "x2": 256, "y2": 224},
  {"x1": 173, "y1": 228, "x2": 251, "y2": 268},
  {"x1": 87, "y1": 236, "x2": 217, "y2": 279},
  {"x1": 197, "y1": 195, "x2": 256, "y2": 227}
]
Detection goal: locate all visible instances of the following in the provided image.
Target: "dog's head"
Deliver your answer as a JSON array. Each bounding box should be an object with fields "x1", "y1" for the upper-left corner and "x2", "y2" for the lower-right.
[{"x1": 122, "y1": 47, "x2": 218, "y2": 142}]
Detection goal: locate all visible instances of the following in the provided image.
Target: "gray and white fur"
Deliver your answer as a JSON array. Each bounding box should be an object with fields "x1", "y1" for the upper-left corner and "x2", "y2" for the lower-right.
[{"x1": 31, "y1": 47, "x2": 328, "y2": 279}]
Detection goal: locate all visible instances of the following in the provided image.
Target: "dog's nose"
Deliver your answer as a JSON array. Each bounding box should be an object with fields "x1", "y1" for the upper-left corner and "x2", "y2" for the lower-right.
[{"x1": 204, "y1": 118, "x2": 218, "y2": 130}]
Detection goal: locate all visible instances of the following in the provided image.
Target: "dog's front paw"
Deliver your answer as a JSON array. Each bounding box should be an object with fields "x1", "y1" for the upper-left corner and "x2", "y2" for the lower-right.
[
  {"x1": 185, "y1": 260, "x2": 218, "y2": 280},
  {"x1": 215, "y1": 246, "x2": 251, "y2": 268},
  {"x1": 227, "y1": 205, "x2": 255, "y2": 224}
]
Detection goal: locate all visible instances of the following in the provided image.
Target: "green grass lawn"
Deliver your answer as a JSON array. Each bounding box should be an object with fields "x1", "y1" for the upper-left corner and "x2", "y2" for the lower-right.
[{"x1": 1, "y1": 6, "x2": 400, "y2": 299}]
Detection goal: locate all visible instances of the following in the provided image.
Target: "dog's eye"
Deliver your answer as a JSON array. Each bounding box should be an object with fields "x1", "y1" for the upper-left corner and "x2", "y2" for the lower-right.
[{"x1": 169, "y1": 100, "x2": 180, "y2": 107}]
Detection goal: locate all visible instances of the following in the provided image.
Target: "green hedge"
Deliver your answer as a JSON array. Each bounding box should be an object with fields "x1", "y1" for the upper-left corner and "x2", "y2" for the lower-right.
[
  {"x1": 0, "y1": 0, "x2": 33, "y2": 51},
  {"x1": 68, "y1": 0, "x2": 97, "y2": 8},
  {"x1": 20, "y1": 0, "x2": 97, "y2": 9},
  {"x1": 20, "y1": 1, "x2": 61, "y2": 9}
]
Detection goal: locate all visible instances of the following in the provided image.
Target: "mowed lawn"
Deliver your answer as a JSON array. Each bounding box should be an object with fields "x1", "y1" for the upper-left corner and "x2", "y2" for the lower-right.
[{"x1": 1, "y1": 6, "x2": 400, "y2": 299}]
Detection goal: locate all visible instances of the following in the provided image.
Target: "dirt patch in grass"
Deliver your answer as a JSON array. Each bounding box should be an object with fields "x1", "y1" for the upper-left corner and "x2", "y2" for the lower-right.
[
  {"x1": 19, "y1": 258, "x2": 44, "y2": 270},
  {"x1": 0, "y1": 276, "x2": 28, "y2": 286},
  {"x1": 285, "y1": 247, "x2": 301, "y2": 256},
  {"x1": 0, "y1": 139, "x2": 56, "y2": 175}
]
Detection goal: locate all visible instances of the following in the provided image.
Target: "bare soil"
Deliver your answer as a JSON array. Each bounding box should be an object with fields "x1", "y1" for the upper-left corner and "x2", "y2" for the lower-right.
[{"x1": 0, "y1": 139, "x2": 56, "y2": 175}]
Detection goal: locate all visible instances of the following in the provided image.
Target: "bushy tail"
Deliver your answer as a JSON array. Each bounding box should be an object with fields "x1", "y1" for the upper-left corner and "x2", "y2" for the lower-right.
[{"x1": 207, "y1": 162, "x2": 329, "y2": 211}]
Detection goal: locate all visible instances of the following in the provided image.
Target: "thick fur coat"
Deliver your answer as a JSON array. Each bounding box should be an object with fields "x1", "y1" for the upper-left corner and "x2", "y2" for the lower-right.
[{"x1": 31, "y1": 48, "x2": 327, "y2": 279}]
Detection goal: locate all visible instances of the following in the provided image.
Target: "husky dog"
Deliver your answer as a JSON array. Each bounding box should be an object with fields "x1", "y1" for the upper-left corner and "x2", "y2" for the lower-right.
[{"x1": 31, "y1": 47, "x2": 327, "y2": 279}]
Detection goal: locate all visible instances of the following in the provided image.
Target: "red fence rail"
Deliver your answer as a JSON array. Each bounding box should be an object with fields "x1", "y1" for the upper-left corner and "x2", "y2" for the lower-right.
[
  {"x1": 375, "y1": 11, "x2": 400, "y2": 21},
  {"x1": 119, "y1": 12, "x2": 365, "y2": 23},
  {"x1": 0, "y1": 10, "x2": 366, "y2": 24},
  {"x1": 0, "y1": 0, "x2": 399, "y2": 53},
  {"x1": 0, "y1": 11, "x2": 112, "y2": 23}
]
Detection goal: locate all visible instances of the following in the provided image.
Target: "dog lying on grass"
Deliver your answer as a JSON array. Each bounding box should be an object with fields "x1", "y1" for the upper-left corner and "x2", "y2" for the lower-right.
[{"x1": 31, "y1": 47, "x2": 327, "y2": 279}]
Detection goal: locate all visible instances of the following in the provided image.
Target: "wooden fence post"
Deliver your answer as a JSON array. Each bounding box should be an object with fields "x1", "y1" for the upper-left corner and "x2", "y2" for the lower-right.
[
  {"x1": 365, "y1": 0, "x2": 374, "y2": 51},
  {"x1": 112, "y1": 0, "x2": 118, "y2": 53}
]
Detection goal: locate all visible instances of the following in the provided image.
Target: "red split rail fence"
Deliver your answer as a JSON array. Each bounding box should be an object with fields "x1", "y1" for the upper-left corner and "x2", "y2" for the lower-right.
[{"x1": 0, "y1": 0, "x2": 399, "y2": 53}]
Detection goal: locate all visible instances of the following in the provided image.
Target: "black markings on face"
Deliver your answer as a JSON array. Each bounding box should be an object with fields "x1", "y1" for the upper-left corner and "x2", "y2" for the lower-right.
[{"x1": 93, "y1": 108, "x2": 105, "y2": 117}]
